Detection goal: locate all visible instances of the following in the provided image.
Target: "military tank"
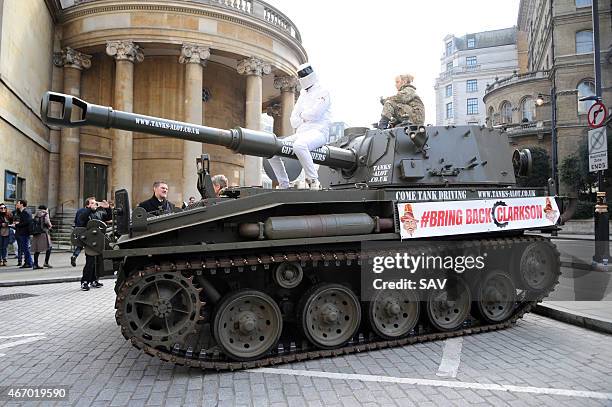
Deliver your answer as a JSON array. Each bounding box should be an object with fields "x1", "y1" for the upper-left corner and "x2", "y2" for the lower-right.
[{"x1": 41, "y1": 91, "x2": 562, "y2": 370}]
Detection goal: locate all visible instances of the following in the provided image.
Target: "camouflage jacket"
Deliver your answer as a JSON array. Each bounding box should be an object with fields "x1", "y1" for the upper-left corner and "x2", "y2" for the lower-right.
[{"x1": 382, "y1": 84, "x2": 425, "y2": 125}]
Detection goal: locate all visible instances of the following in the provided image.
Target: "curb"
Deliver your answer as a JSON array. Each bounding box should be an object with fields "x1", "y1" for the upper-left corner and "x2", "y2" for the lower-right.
[
  {"x1": 534, "y1": 303, "x2": 612, "y2": 335},
  {"x1": 0, "y1": 275, "x2": 116, "y2": 287}
]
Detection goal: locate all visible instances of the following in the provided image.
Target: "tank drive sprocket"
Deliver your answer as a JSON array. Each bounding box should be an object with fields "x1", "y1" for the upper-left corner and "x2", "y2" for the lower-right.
[{"x1": 115, "y1": 267, "x2": 205, "y2": 353}]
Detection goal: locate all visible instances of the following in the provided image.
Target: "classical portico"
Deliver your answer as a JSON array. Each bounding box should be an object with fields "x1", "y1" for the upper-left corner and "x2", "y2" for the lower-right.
[{"x1": 41, "y1": 0, "x2": 305, "y2": 211}]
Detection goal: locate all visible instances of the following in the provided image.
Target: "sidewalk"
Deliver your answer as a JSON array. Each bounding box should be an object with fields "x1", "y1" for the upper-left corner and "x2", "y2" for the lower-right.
[{"x1": 0, "y1": 251, "x2": 114, "y2": 287}]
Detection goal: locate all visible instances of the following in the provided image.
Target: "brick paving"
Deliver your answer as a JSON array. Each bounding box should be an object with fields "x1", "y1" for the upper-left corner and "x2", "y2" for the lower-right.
[{"x1": 0, "y1": 282, "x2": 610, "y2": 406}]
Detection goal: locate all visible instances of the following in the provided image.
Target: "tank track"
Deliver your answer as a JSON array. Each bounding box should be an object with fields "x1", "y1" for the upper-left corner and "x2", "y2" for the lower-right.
[{"x1": 114, "y1": 235, "x2": 560, "y2": 371}]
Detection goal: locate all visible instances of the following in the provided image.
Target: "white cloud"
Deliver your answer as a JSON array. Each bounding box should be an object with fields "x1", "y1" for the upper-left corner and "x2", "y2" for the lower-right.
[{"x1": 266, "y1": 0, "x2": 521, "y2": 127}]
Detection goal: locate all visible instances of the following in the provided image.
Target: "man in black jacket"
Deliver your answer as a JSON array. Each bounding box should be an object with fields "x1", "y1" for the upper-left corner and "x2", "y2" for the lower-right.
[
  {"x1": 138, "y1": 181, "x2": 175, "y2": 216},
  {"x1": 13, "y1": 200, "x2": 33, "y2": 268},
  {"x1": 78, "y1": 199, "x2": 111, "y2": 291}
]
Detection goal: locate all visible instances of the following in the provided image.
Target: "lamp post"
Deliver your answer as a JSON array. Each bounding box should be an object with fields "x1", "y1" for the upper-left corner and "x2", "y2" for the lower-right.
[{"x1": 536, "y1": 92, "x2": 558, "y2": 195}]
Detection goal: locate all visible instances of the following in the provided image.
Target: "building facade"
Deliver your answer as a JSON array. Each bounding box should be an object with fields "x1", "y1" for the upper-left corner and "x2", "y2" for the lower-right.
[
  {"x1": 434, "y1": 28, "x2": 519, "y2": 126},
  {"x1": 0, "y1": 0, "x2": 306, "y2": 214},
  {"x1": 483, "y1": 0, "x2": 611, "y2": 194}
]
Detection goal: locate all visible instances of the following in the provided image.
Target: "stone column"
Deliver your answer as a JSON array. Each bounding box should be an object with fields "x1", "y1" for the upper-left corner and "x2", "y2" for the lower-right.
[
  {"x1": 274, "y1": 76, "x2": 298, "y2": 137},
  {"x1": 53, "y1": 47, "x2": 91, "y2": 211},
  {"x1": 237, "y1": 57, "x2": 271, "y2": 186},
  {"x1": 106, "y1": 40, "x2": 144, "y2": 198},
  {"x1": 266, "y1": 104, "x2": 282, "y2": 136},
  {"x1": 179, "y1": 44, "x2": 210, "y2": 200}
]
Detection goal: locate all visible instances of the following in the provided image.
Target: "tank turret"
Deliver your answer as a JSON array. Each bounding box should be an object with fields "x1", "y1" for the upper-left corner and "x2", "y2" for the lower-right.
[{"x1": 41, "y1": 92, "x2": 530, "y2": 189}]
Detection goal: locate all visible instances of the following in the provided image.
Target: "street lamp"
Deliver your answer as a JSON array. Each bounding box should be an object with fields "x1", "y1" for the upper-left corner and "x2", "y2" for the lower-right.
[{"x1": 535, "y1": 92, "x2": 558, "y2": 195}]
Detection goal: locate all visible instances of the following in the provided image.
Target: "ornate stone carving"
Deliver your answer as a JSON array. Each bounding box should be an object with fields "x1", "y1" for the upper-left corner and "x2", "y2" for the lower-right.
[
  {"x1": 179, "y1": 44, "x2": 211, "y2": 65},
  {"x1": 266, "y1": 104, "x2": 281, "y2": 118},
  {"x1": 237, "y1": 57, "x2": 271, "y2": 76},
  {"x1": 53, "y1": 47, "x2": 92, "y2": 70},
  {"x1": 106, "y1": 40, "x2": 144, "y2": 63},
  {"x1": 273, "y1": 76, "x2": 298, "y2": 92}
]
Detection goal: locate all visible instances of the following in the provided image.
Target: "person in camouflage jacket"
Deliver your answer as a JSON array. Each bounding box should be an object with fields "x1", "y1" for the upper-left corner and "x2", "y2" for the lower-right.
[{"x1": 377, "y1": 74, "x2": 425, "y2": 129}]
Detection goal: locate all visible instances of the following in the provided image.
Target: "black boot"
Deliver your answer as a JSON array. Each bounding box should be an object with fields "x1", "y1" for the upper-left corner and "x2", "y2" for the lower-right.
[{"x1": 377, "y1": 115, "x2": 390, "y2": 130}]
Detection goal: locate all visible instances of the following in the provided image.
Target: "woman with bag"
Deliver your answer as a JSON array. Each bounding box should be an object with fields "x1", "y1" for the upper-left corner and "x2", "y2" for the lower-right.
[
  {"x1": 0, "y1": 203, "x2": 12, "y2": 266},
  {"x1": 31, "y1": 205, "x2": 53, "y2": 269}
]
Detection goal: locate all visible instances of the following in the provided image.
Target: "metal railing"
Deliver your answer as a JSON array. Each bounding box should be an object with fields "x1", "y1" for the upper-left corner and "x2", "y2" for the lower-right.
[
  {"x1": 70, "y1": 0, "x2": 302, "y2": 43},
  {"x1": 485, "y1": 71, "x2": 551, "y2": 93}
]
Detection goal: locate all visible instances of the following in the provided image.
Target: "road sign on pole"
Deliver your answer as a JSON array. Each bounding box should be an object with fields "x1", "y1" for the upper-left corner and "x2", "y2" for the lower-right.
[
  {"x1": 588, "y1": 127, "x2": 608, "y2": 172},
  {"x1": 587, "y1": 101, "x2": 608, "y2": 128}
]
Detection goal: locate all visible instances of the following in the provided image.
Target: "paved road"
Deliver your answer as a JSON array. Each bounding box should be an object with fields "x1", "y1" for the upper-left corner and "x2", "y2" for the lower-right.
[{"x1": 0, "y1": 282, "x2": 611, "y2": 406}]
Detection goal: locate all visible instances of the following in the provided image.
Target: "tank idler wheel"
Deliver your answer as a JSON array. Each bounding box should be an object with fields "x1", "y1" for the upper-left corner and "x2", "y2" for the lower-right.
[
  {"x1": 213, "y1": 289, "x2": 282, "y2": 361},
  {"x1": 273, "y1": 262, "x2": 304, "y2": 289},
  {"x1": 426, "y1": 278, "x2": 471, "y2": 332},
  {"x1": 518, "y1": 241, "x2": 558, "y2": 292},
  {"x1": 474, "y1": 271, "x2": 517, "y2": 323},
  {"x1": 121, "y1": 271, "x2": 202, "y2": 350},
  {"x1": 299, "y1": 283, "x2": 361, "y2": 349},
  {"x1": 368, "y1": 290, "x2": 419, "y2": 339}
]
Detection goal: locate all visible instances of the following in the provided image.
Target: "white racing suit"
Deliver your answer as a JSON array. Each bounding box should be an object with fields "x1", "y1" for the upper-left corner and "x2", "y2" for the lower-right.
[{"x1": 268, "y1": 82, "x2": 331, "y2": 188}]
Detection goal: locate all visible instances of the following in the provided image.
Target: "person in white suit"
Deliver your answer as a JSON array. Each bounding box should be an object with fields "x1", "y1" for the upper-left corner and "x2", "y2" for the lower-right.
[{"x1": 268, "y1": 63, "x2": 331, "y2": 190}]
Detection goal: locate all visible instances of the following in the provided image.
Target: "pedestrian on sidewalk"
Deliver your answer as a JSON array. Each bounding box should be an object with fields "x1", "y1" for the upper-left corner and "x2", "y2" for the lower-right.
[
  {"x1": 0, "y1": 203, "x2": 12, "y2": 266},
  {"x1": 70, "y1": 197, "x2": 94, "y2": 267},
  {"x1": 31, "y1": 205, "x2": 53, "y2": 269},
  {"x1": 13, "y1": 200, "x2": 33, "y2": 268},
  {"x1": 78, "y1": 198, "x2": 110, "y2": 291}
]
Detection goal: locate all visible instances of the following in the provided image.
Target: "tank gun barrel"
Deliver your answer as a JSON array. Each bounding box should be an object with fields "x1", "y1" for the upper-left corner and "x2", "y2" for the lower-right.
[{"x1": 41, "y1": 91, "x2": 356, "y2": 170}]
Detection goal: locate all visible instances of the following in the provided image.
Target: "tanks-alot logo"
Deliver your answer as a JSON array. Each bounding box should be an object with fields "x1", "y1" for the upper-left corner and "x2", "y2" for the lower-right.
[{"x1": 398, "y1": 197, "x2": 559, "y2": 239}]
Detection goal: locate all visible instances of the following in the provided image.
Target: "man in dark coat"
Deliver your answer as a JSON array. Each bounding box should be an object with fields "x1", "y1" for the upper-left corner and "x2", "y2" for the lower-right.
[
  {"x1": 13, "y1": 199, "x2": 33, "y2": 268},
  {"x1": 78, "y1": 199, "x2": 111, "y2": 291},
  {"x1": 138, "y1": 181, "x2": 176, "y2": 216},
  {"x1": 70, "y1": 197, "x2": 95, "y2": 267}
]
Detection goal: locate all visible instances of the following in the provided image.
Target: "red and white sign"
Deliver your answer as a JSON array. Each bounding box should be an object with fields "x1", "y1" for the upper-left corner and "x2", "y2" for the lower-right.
[
  {"x1": 398, "y1": 197, "x2": 560, "y2": 239},
  {"x1": 587, "y1": 102, "x2": 608, "y2": 128}
]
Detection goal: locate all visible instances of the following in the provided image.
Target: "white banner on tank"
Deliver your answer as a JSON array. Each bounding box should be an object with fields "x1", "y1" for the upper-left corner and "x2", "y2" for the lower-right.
[{"x1": 397, "y1": 196, "x2": 560, "y2": 239}]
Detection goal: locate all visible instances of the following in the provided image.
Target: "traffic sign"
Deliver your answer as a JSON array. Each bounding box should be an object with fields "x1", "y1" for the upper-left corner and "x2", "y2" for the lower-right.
[
  {"x1": 587, "y1": 101, "x2": 608, "y2": 128},
  {"x1": 588, "y1": 127, "x2": 608, "y2": 172}
]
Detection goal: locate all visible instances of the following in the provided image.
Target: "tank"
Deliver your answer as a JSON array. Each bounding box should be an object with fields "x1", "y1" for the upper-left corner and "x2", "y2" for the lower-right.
[{"x1": 41, "y1": 91, "x2": 562, "y2": 370}]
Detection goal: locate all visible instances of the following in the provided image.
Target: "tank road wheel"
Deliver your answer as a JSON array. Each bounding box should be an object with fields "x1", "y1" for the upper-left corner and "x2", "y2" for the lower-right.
[
  {"x1": 474, "y1": 271, "x2": 517, "y2": 323},
  {"x1": 518, "y1": 241, "x2": 558, "y2": 292},
  {"x1": 426, "y1": 278, "x2": 471, "y2": 332},
  {"x1": 299, "y1": 283, "x2": 361, "y2": 349},
  {"x1": 273, "y1": 262, "x2": 304, "y2": 289},
  {"x1": 213, "y1": 290, "x2": 282, "y2": 361},
  {"x1": 368, "y1": 290, "x2": 419, "y2": 339},
  {"x1": 120, "y1": 271, "x2": 202, "y2": 351}
]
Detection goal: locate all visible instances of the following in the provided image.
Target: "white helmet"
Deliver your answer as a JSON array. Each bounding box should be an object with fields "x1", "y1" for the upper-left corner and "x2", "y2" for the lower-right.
[{"x1": 297, "y1": 62, "x2": 317, "y2": 90}]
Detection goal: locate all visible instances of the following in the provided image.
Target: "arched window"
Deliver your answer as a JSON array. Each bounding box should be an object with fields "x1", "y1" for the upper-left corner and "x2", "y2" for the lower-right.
[
  {"x1": 487, "y1": 106, "x2": 495, "y2": 126},
  {"x1": 521, "y1": 97, "x2": 535, "y2": 122},
  {"x1": 576, "y1": 0, "x2": 592, "y2": 8},
  {"x1": 577, "y1": 79, "x2": 596, "y2": 114},
  {"x1": 500, "y1": 101, "x2": 512, "y2": 124},
  {"x1": 576, "y1": 30, "x2": 593, "y2": 54}
]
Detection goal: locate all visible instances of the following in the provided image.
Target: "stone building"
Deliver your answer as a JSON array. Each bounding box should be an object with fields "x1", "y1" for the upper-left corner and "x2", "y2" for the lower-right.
[
  {"x1": 483, "y1": 0, "x2": 611, "y2": 193},
  {"x1": 0, "y1": 0, "x2": 305, "y2": 215},
  {"x1": 434, "y1": 28, "x2": 519, "y2": 126}
]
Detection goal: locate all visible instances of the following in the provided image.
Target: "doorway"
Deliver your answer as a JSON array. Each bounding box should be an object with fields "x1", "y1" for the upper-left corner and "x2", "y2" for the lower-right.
[{"x1": 83, "y1": 162, "x2": 108, "y2": 203}]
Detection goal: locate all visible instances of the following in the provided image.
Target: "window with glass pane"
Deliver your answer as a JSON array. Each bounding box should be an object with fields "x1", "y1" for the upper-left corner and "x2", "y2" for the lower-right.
[
  {"x1": 446, "y1": 61, "x2": 453, "y2": 71},
  {"x1": 466, "y1": 79, "x2": 477, "y2": 92},
  {"x1": 576, "y1": 0, "x2": 592, "y2": 7},
  {"x1": 466, "y1": 56, "x2": 477, "y2": 66},
  {"x1": 446, "y1": 41, "x2": 453, "y2": 56},
  {"x1": 501, "y1": 101, "x2": 512, "y2": 123},
  {"x1": 521, "y1": 97, "x2": 535, "y2": 122},
  {"x1": 445, "y1": 84, "x2": 452, "y2": 97},
  {"x1": 576, "y1": 30, "x2": 593, "y2": 54},
  {"x1": 446, "y1": 102, "x2": 453, "y2": 119},
  {"x1": 577, "y1": 79, "x2": 596, "y2": 113},
  {"x1": 467, "y1": 38, "x2": 475, "y2": 48},
  {"x1": 467, "y1": 98, "x2": 479, "y2": 115}
]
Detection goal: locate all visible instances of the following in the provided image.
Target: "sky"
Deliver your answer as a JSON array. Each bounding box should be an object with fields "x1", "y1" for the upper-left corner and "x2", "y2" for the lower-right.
[{"x1": 265, "y1": 0, "x2": 521, "y2": 127}]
